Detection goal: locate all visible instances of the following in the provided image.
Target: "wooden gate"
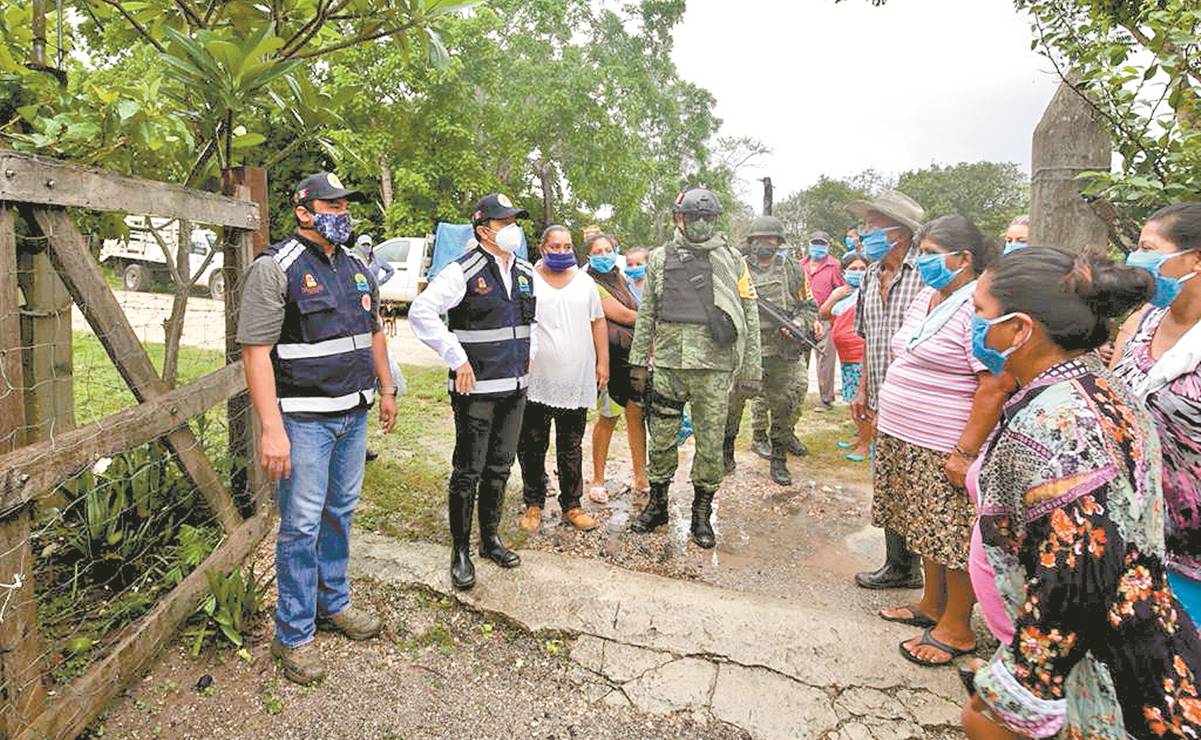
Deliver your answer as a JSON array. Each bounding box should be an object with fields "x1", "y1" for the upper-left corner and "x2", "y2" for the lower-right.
[{"x1": 0, "y1": 150, "x2": 271, "y2": 738}]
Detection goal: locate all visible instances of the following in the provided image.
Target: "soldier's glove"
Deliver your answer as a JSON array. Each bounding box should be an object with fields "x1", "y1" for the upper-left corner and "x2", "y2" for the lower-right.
[
  {"x1": 736, "y1": 378, "x2": 763, "y2": 396},
  {"x1": 629, "y1": 366, "x2": 649, "y2": 396}
]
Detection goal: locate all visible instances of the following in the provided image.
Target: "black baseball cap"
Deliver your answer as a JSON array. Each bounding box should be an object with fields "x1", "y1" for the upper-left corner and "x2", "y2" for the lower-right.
[
  {"x1": 471, "y1": 193, "x2": 529, "y2": 225},
  {"x1": 292, "y1": 172, "x2": 365, "y2": 207}
]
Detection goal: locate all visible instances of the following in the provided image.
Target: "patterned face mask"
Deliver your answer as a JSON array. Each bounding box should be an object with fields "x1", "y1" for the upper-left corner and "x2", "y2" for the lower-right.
[
  {"x1": 312, "y1": 212, "x2": 353, "y2": 245},
  {"x1": 682, "y1": 217, "x2": 716, "y2": 244}
]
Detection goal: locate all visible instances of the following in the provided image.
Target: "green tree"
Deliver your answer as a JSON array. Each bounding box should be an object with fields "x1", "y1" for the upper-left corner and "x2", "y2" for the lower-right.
[
  {"x1": 1017, "y1": 0, "x2": 1200, "y2": 247},
  {"x1": 895, "y1": 161, "x2": 1029, "y2": 238},
  {"x1": 775, "y1": 171, "x2": 887, "y2": 252}
]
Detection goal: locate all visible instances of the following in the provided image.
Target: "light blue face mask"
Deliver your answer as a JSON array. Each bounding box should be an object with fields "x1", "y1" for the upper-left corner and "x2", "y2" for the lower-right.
[
  {"x1": 589, "y1": 253, "x2": 618, "y2": 274},
  {"x1": 971, "y1": 312, "x2": 1024, "y2": 375},
  {"x1": 859, "y1": 229, "x2": 895, "y2": 261},
  {"x1": 1003, "y1": 240, "x2": 1028, "y2": 255},
  {"x1": 915, "y1": 251, "x2": 964, "y2": 290},
  {"x1": 1125, "y1": 249, "x2": 1197, "y2": 308},
  {"x1": 808, "y1": 242, "x2": 829, "y2": 260},
  {"x1": 843, "y1": 269, "x2": 865, "y2": 288}
]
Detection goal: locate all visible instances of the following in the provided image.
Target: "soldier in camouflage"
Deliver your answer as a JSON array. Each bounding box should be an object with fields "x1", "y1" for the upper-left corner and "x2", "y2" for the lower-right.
[
  {"x1": 724, "y1": 215, "x2": 816, "y2": 487},
  {"x1": 628, "y1": 187, "x2": 762, "y2": 548}
]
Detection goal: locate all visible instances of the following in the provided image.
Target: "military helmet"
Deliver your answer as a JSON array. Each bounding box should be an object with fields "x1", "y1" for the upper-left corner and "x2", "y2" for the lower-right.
[
  {"x1": 747, "y1": 215, "x2": 786, "y2": 240},
  {"x1": 672, "y1": 187, "x2": 723, "y2": 217}
]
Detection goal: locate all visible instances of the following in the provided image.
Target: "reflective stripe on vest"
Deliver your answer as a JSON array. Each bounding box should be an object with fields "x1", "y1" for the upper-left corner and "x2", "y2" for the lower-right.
[
  {"x1": 446, "y1": 374, "x2": 529, "y2": 395},
  {"x1": 279, "y1": 388, "x2": 375, "y2": 414},
  {"x1": 453, "y1": 325, "x2": 532, "y2": 344},
  {"x1": 276, "y1": 332, "x2": 374, "y2": 360}
]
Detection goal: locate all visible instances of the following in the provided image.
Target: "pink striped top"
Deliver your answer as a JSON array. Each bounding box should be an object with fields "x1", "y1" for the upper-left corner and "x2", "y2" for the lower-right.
[{"x1": 876, "y1": 286, "x2": 985, "y2": 453}]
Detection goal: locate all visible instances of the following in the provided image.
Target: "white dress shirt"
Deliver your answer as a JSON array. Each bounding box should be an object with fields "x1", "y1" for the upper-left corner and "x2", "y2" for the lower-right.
[{"x1": 409, "y1": 245, "x2": 535, "y2": 374}]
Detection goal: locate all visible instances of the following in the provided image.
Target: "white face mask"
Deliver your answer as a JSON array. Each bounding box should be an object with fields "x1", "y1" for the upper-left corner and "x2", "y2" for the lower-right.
[{"x1": 493, "y1": 223, "x2": 523, "y2": 254}]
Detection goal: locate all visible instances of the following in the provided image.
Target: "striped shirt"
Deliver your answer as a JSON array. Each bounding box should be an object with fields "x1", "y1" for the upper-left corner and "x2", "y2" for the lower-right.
[
  {"x1": 854, "y1": 248, "x2": 924, "y2": 409},
  {"x1": 876, "y1": 286, "x2": 986, "y2": 452}
]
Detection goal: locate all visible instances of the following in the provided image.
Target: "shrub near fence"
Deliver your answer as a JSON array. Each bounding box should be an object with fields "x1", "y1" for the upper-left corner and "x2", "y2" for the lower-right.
[{"x1": 0, "y1": 151, "x2": 272, "y2": 739}]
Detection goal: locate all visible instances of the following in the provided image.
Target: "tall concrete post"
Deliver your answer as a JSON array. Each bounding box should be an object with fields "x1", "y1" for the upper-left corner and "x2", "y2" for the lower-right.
[{"x1": 1030, "y1": 81, "x2": 1112, "y2": 252}]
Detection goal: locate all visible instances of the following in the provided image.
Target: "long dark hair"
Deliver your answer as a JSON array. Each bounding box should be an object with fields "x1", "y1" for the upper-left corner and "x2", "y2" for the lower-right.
[
  {"x1": 986, "y1": 246, "x2": 1154, "y2": 351},
  {"x1": 917, "y1": 214, "x2": 998, "y2": 276},
  {"x1": 1148, "y1": 203, "x2": 1201, "y2": 251}
]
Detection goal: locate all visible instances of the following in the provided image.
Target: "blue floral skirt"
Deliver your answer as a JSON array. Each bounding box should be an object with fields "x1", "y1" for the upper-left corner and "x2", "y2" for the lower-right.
[{"x1": 840, "y1": 362, "x2": 863, "y2": 403}]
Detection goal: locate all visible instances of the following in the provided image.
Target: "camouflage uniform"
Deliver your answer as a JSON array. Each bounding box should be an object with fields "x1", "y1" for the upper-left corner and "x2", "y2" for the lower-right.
[
  {"x1": 726, "y1": 251, "x2": 815, "y2": 485},
  {"x1": 629, "y1": 201, "x2": 761, "y2": 547}
]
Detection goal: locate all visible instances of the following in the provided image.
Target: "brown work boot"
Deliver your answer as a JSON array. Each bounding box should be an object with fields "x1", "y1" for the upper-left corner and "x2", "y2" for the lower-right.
[
  {"x1": 562, "y1": 507, "x2": 598, "y2": 531},
  {"x1": 318, "y1": 606, "x2": 382, "y2": 641},
  {"x1": 518, "y1": 505, "x2": 543, "y2": 531},
  {"x1": 270, "y1": 639, "x2": 325, "y2": 686}
]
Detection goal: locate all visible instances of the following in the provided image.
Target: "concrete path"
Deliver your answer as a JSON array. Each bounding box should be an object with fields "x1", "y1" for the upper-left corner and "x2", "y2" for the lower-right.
[{"x1": 351, "y1": 533, "x2": 964, "y2": 740}]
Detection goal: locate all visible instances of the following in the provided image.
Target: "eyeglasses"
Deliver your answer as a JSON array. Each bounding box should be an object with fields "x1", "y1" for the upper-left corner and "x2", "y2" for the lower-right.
[{"x1": 685, "y1": 213, "x2": 718, "y2": 223}]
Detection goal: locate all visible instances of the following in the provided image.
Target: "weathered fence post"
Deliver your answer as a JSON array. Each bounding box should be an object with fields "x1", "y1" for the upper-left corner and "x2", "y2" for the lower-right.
[
  {"x1": 221, "y1": 167, "x2": 268, "y2": 513},
  {"x1": 0, "y1": 205, "x2": 46, "y2": 736},
  {"x1": 17, "y1": 229, "x2": 74, "y2": 443},
  {"x1": 1030, "y1": 81, "x2": 1112, "y2": 253}
]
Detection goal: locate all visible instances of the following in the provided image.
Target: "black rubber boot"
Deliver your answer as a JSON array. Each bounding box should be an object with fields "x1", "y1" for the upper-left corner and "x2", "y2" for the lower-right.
[
  {"x1": 690, "y1": 487, "x2": 716, "y2": 549},
  {"x1": 854, "y1": 529, "x2": 923, "y2": 589},
  {"x1": 630, "y1": 482, "x2": 669, "y2": 533},
  {"x1": 787, "y1": 433, "x2": 809, "y2": 457},
  {"x1": 448, "y1": 490, "x2": 476, "y2": 591},
  {"x1": 769, "y1": 450, "x2": 792, "y2": 487},
  {"x1": 751, "y1": 430, "x2": 772, "y2": 460},
  {"x1": 723, "y1": 437, "x2": 737, "y2": 475},
  {"x1": 478, "y1": 479, "x2": 520, "y2": 568}
]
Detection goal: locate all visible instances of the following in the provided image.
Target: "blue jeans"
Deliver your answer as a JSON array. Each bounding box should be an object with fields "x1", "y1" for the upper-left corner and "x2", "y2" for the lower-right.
[{"x1": 276, "y1": 410, "x2": 368, "y2": 647}]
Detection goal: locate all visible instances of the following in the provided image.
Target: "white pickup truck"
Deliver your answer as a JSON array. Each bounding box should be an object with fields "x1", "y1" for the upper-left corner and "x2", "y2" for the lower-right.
[
  {"x1": 99, "y1": 217, "x2": 226, "y2": 299},
  {"x1": 371, "y1": 235, "x2": 433, "y2": 309}
]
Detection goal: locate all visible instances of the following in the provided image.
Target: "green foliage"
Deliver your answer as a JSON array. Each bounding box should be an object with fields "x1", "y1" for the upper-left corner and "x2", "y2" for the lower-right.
[
  {"x1": 896, "y1": 161, "x2": 1029, "y2": 238},
  {"x1": 774, "y1": 171, "x2": 883, "y2": 250},
  {"x1": 1016, "y1": 0, "x2": 1200, "y2": 243},
  {"x1": 191, "y1": 564, "x2": 271, "y2": 653},
  {"x1": 330, "y1": 0, "x2": 729, "y2": 246}
]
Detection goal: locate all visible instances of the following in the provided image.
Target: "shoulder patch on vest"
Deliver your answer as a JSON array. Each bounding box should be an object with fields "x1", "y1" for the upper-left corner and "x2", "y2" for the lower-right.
[{"x1": 737, "y1": 264, "x2": 758, "y2": 300}]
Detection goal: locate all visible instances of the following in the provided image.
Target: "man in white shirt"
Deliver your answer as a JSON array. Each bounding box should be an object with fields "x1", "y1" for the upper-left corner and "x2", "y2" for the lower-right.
[{"x1": 409, "y1": 194, "x2": 535, "y2": 591}]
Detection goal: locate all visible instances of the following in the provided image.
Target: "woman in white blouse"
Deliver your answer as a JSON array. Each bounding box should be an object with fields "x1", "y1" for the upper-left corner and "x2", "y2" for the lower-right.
[{"x1": 516, "y1": 226, "x2": 610, "y2": 532}]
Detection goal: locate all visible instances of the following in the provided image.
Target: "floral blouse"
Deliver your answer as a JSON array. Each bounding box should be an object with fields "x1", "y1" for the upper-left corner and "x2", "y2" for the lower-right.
[
  {"x1": 1113, "y1": 306, "x2": 1201, "y2": 581},
  {"x1": 973, "y1": 356, "x2": 1201, "y2": 738}
]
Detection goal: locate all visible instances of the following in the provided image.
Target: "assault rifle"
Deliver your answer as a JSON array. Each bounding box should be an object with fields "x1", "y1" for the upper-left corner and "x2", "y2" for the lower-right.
[{"x1": 757, "y1": 296, "x2": 818, "y2": 352}]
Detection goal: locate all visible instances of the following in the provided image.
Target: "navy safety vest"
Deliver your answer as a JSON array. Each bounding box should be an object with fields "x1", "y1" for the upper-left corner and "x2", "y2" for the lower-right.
[
  {"x1": 261, "y1": 235, "x2": 378, "y2": 414},
  {"x1": 445, "y1": 247, "x2": 536, "y2": 396}
]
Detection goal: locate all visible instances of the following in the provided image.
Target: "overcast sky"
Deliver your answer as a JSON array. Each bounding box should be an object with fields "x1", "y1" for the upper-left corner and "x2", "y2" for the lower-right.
[{"x1": 670, "y1": 0, "x2": 1063, "y2": 200}]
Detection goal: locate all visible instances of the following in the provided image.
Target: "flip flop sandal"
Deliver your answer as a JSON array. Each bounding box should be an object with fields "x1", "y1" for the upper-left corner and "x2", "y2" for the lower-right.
[
  {"x1": 899, "y1": 628, "x2": 976, "y2": 667},
  {"x1": 845, "y1": 453, "x2": 868, "y2": 463},
  {"x1": 588, "y1": 484, "x2": 610, "y2": 504},
  {"x1": 879, "y1": 605, "x2": 937, "y2": 628},
  {"x1": 836, "y1": 441, "x2": 854, "y2": 450}
]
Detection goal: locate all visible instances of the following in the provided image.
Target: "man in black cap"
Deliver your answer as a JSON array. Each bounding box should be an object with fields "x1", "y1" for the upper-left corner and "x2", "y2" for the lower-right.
[
  {"x1": 237, "y1": 172, "x2": 398, "y2": 685},
  {"x1": 410, "y1": 193, "x2": 536, "y2": 590}
]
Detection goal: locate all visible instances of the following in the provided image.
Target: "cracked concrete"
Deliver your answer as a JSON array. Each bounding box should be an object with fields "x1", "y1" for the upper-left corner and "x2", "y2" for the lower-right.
[{"x1": 351, "y1": 533, "x2": 965, "y2": 739}]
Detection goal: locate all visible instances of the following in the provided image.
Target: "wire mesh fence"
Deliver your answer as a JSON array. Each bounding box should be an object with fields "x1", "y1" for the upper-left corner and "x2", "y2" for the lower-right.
[{"x1": 0, "y1": 156, "x2": 267, "y2": 738}]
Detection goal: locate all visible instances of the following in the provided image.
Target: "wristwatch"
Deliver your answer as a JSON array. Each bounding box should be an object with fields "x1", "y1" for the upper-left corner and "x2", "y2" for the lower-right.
[{"x1": 379, "y1": 386, "x2": 399, "y2": 397}]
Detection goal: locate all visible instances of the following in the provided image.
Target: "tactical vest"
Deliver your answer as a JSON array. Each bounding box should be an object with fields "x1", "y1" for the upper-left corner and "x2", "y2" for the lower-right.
[
  {"x1": 751, "y1": 257, "x2": 796, "y2": 359},
  {"x1": 264, "y1": 236, "x2": 378, "y2": 414},
  {"x1": 659, "y1": 245, "x2": 713, "y2": 324},
  {"x1": 445, "y1": 247, "x2": 536, "y2": 396}
]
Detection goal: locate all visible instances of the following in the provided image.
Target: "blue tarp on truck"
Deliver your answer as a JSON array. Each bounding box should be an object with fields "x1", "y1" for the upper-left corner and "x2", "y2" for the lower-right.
[{"x1": 428, "y1": 222, "x2": 529, "y2": 279}]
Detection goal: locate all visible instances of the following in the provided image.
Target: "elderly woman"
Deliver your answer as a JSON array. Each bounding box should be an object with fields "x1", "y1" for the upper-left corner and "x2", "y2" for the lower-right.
[
  {"x1": 1112, "y1": 203, "x2": 1201, "y2": 625},
  {"x1": 516, "y1": 226, "x2": 608, "y2": 533},
  {"x1": 873, "y1": 216, "x2": 1010, "y2": 667},
  {"x1": 962, "y1": 246, "x2": 1201, "y2": 739},
  {"x1": 586, "y1": 234, "x2": 650, "y2": 502}
]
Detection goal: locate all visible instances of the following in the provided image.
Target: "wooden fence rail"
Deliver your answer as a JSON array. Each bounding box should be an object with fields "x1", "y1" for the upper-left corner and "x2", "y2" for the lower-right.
[{"x1": 0, "y1": 151, "x2": 269, "y2": 738}]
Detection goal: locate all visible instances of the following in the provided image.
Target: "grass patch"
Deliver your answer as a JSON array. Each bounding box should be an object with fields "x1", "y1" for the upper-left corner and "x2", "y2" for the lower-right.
[{"x1": 72, "y1": 331, "x2": 225, "y2": 423}]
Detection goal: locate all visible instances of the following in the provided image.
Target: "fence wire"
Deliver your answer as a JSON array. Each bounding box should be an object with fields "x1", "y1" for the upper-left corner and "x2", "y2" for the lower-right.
[{"x1": 1, "y1": 209, "x2": 255, "y2": 712}]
